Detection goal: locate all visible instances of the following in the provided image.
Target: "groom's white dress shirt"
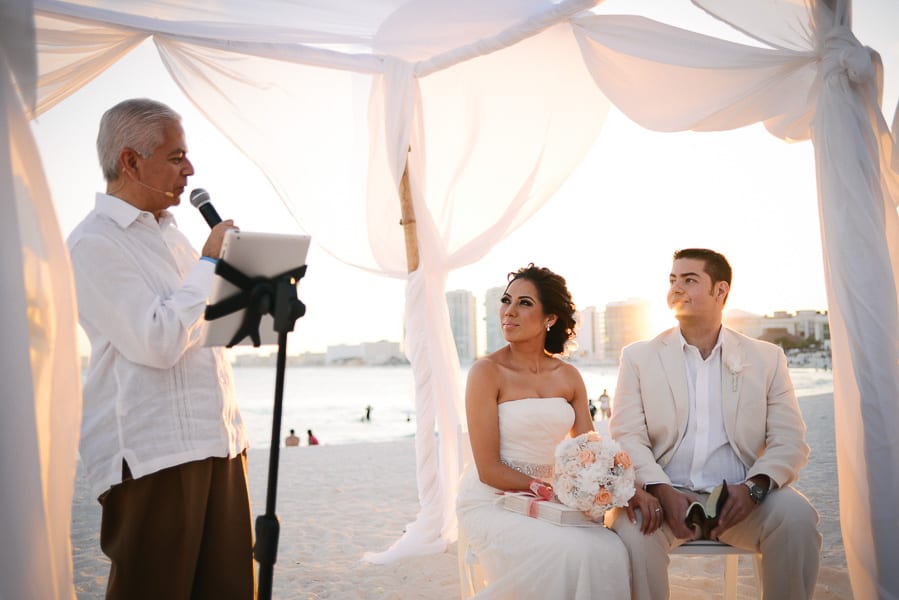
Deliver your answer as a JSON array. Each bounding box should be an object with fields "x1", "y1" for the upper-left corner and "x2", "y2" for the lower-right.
[{"x1": 663, "y1": 329, "x2": 745, "y2": 492}]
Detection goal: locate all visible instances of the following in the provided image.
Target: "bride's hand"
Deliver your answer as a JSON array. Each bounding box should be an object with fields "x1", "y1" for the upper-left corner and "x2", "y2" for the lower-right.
[
  {"x1": 625, "y1": 487, "x2": 664, "y2": 535},
  {"x1": 529, "y1": 479, "x2": 554, "y2": 500}
]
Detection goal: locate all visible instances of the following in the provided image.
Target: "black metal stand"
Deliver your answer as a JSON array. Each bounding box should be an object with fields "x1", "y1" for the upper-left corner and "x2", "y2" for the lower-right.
[
  {"x1": 255, "y1": 327, "x2": 288, "y2": 600},
  {"x1": 205, "y1": 261, "x2": 307, "y2": 600}
]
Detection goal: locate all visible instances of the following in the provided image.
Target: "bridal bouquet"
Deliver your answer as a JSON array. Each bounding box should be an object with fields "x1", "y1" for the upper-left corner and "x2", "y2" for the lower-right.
[{"x1": 553, "y1": 431, "x2": 636, "y2": 521}]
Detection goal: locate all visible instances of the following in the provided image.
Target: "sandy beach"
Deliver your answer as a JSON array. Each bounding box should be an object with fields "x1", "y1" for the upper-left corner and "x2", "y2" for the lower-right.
[{"x1": 71, "y1": 393, "x2": 848, "y2": 599}]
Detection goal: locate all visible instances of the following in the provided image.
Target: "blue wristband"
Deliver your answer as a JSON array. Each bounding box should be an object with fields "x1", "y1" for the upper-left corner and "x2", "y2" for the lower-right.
[{"x1": 200, "y1": 256, "x2": 218, "y2": 265}]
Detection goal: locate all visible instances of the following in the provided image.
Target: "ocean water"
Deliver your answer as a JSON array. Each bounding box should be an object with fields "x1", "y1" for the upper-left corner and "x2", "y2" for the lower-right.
[{"x1": 233, "y1": 364, "x2": 834, "y2": 449}]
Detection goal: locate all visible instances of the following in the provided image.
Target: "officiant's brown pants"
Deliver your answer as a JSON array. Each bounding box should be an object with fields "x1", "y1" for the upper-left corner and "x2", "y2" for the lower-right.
[
  {"x1": 609, "y1": 486, "x2": 821, "y2": 600},
  {"x1": 99, "y1": 453, "x2": 255, "y2": 600}
]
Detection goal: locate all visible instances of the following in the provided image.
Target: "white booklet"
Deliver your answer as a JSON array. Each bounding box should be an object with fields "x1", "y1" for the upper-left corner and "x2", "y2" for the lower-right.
[{"x1": 501, "y1": 493, "x2": 602, "y2": 527}]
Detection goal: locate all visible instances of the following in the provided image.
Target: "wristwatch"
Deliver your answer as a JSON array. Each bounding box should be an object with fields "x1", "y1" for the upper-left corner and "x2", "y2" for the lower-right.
[{"x1": 743, "y1": 479, "x2": 767, "y2": 504}]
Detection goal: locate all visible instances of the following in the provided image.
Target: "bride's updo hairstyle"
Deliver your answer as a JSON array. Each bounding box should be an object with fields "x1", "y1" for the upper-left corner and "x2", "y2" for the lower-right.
[{"x1": 506, "y1": 264, "x2": 577, "y2": 356}]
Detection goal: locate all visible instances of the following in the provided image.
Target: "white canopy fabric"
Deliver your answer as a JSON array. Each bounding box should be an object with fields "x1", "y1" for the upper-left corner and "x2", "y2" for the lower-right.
[
  {"x1": 29, "y1": 0, "x2": 612, "y2": 566},
  {"x1": 3, "y1": 0, "x2": 898, "y2": 597},
  {"x1": 574, "y1": 4, "x2": 899, "y2": 597},
  {"x1": 1, "y1": 2, "x2": 81, "y2": 598}
]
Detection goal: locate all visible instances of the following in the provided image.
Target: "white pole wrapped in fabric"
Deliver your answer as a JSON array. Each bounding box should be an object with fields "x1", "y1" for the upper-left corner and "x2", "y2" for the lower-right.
[
  {"x1": 575, "y1": 1, "x2": 899, "y2": 595},
  {"x1": 811, "y1": 3, "x2": 899, "y2": 597},
  {"x1": 1, "y1": 1, "x2": 82, "y2": 596},
  {"x1": 362, "y1": 266, "x2": 464, "y2": 563},
  {"x1": 362, "y1": 59, "x2": 462, "y2": 562},
  {"x1": 361, "y1": 16, "x2": 608, "y2": 557}
]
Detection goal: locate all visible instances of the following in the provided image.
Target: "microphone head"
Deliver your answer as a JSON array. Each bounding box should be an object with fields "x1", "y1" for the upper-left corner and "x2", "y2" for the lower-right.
[{"x1": 190, "y1": 188, "x2": 210, "y2": 207}]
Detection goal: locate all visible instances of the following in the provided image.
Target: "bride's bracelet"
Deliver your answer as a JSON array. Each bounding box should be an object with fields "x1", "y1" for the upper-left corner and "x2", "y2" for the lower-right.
[{"x1": 529, "y1": 479, "x2": 553, "y2": 500}]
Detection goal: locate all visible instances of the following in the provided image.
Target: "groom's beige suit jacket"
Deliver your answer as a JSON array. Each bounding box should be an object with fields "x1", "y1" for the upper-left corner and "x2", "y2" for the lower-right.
[{"x1": 610, "y1": 327, "x2": 809, "y2": 490}]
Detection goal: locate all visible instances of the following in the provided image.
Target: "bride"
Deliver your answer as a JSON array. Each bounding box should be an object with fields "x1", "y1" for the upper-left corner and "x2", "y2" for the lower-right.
[{"x1": 456, "y1": 264, "x2": 631, "y2": 599}]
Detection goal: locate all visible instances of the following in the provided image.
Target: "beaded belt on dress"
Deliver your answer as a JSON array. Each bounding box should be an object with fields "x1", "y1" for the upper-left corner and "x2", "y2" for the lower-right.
[{"x1": 501, "y1": 458, "x2": 554, "y2": 479}]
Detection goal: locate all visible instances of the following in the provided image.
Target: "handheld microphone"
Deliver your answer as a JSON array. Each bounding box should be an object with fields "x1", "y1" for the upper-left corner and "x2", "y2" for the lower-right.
[{"x1": 190, "y1": 188, "x2": 222, "y2": 228}]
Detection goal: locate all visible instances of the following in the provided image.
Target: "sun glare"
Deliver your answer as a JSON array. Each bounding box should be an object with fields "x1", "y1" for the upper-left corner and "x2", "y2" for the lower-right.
[{"x1": 649, "y1": 302, "x2": 677, "y2": 336}]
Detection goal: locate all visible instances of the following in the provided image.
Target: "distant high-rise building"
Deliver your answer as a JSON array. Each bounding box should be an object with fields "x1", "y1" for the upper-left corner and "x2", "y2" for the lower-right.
[
  {"x1": 764, "y1": 310, "x2": 829, "y2": 345},
  {"x1": 484, "y1": 286, "x2": 505, "y2": 354},
  {"x1": 594, "y1": 307, "x2": 608, "y2": 362},
  {"x1": 791, "y1": 310, "x2": 829, "y2": 345},
  {"x1": 604, "y1": 299, "x2": 652, "y2": 361},
  {"x1": 726, "y1": 309, "x2": 830, "y2": 348},
  {"x1": 446, "y1": 289, "x2": 478, "y2": 362},
  {"x1": 573, "y1": 306, "x2": 602, "y2": 361},
  {"x1": 324, "y1": 340, "x2": 406, "y2": 365},
  {"x1": 723, "y1": 309, "x2": 764, "y2": 338}
]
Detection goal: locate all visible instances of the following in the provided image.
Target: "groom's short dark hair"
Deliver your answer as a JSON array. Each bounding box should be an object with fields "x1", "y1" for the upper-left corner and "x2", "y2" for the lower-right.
[{"x1": 673, "y1": 248, "x2": 732, "y2": 289}]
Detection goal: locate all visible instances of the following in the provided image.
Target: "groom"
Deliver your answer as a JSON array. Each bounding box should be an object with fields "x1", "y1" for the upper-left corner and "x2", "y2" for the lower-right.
[{"x1": 608, "y1": 248, "x2": 821, "y2": 600}]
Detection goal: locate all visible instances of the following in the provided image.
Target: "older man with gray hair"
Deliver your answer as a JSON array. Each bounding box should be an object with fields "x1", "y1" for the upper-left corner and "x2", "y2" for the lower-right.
[{"x1": 68, "y1": 98, "x2": 254, "y2": 599}]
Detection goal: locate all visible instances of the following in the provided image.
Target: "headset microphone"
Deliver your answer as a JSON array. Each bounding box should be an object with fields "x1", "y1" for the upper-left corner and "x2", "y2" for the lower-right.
[
  {"x1": 135, "y1": 179, "x2": 175, "y2": 198},
  {"x1": 125, "y1": 167, "x2": 174, "y2": 198}
]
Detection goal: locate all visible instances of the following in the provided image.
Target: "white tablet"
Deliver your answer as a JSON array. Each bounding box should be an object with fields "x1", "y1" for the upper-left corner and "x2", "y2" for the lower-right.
[{"x1": 201, "y1": 230, "x2": 312, "y2": 347}]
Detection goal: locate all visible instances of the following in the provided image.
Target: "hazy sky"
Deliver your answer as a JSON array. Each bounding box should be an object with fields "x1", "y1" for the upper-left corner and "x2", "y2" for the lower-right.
[{"x1": 30, "y1": 1, "x2": 899, "y2": 354}]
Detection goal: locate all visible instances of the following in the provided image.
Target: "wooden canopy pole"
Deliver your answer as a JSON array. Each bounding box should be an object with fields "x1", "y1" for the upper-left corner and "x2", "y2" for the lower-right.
[{"x1": 399, "y1": 152, "x2": 420, "y2": 273}]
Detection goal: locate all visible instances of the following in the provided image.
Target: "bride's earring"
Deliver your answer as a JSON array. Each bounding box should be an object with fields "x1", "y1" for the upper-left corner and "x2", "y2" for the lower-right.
[{"x1": 546, "y1": 324, "x2": 551, "y2": 332}]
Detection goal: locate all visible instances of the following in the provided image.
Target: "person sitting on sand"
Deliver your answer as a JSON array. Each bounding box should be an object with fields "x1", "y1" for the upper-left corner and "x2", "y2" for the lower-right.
[{"x1": 285, "y1": 429, "x2": 300, "y2": 447}]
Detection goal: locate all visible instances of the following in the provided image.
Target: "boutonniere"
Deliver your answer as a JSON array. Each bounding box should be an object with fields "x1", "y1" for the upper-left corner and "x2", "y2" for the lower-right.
[{"x1": 726, "y1": 357, "x2": 749, "y2": 392}]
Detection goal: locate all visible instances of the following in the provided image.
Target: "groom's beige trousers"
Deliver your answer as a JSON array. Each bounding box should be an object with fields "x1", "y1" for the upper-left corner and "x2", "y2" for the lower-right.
[{"x1": 608, "y1": 486, "x2": 821, "y2": 600}]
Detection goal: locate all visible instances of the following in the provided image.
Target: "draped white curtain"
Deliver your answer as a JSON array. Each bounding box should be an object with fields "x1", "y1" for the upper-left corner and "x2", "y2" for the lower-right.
[
  {"x1": 5, "y1": 0, "x2": 897, "y2": 596},
  {"x1": 573, "y1": 2, "x2": 899, "y2": 597},
  {"x1": 811, "y1": 11, "x2": 899, "y2": 599},
  {"x1": 1, "y1": 1, "x2": 82, "y2": 597},
  {"x1": 29, "y1": 0, "x2": 610, "y2": 564}
]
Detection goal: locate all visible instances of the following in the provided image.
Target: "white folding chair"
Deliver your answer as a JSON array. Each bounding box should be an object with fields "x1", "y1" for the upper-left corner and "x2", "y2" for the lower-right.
[{"x1": 671, "y1": 540, "x2": 761, "y2": 600}]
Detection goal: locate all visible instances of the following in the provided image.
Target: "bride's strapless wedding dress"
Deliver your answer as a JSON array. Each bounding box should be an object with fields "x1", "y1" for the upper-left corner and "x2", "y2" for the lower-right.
[{"x1": 457, "y1": 397, "x2": 630, "y2": 599}]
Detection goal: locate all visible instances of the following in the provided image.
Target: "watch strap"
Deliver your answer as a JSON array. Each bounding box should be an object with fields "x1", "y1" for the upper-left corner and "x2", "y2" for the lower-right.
[{"x1": 743, "y1": 479, "x2": 766, "y2": 503}]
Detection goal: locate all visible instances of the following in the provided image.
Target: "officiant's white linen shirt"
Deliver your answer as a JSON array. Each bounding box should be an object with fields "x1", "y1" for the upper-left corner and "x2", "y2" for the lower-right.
[{"x1": 69, "y1": 193, "x2": 248, "y2": 500}]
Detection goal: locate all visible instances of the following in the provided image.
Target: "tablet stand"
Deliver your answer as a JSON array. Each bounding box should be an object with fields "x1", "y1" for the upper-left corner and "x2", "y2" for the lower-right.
[{"x1": 205, "y1": 259, "x2": 307, "y2": 600}]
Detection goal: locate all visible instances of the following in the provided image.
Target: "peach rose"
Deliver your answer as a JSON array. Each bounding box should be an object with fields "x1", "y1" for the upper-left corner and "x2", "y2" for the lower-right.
[
  {"x1": 578, "y1": 449, "x2": 596, "y2": 466},
  {"x1": 595, "y1": 487, "x2": 612, "y2": 505},
  {"x1": 615, "y1": 451, "x2": 632, "y2": 469}
]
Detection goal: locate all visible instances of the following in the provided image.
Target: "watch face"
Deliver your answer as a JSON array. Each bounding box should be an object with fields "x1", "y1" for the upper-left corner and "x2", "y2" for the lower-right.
[{"x1": 749, "y1": 484, "x2": 765, "y2": 503}]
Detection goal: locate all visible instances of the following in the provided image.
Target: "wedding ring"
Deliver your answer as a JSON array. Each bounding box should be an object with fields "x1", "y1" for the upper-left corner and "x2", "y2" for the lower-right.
[{"x1": 655, "y1": 507, "x2": 662, "y2": 513}]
